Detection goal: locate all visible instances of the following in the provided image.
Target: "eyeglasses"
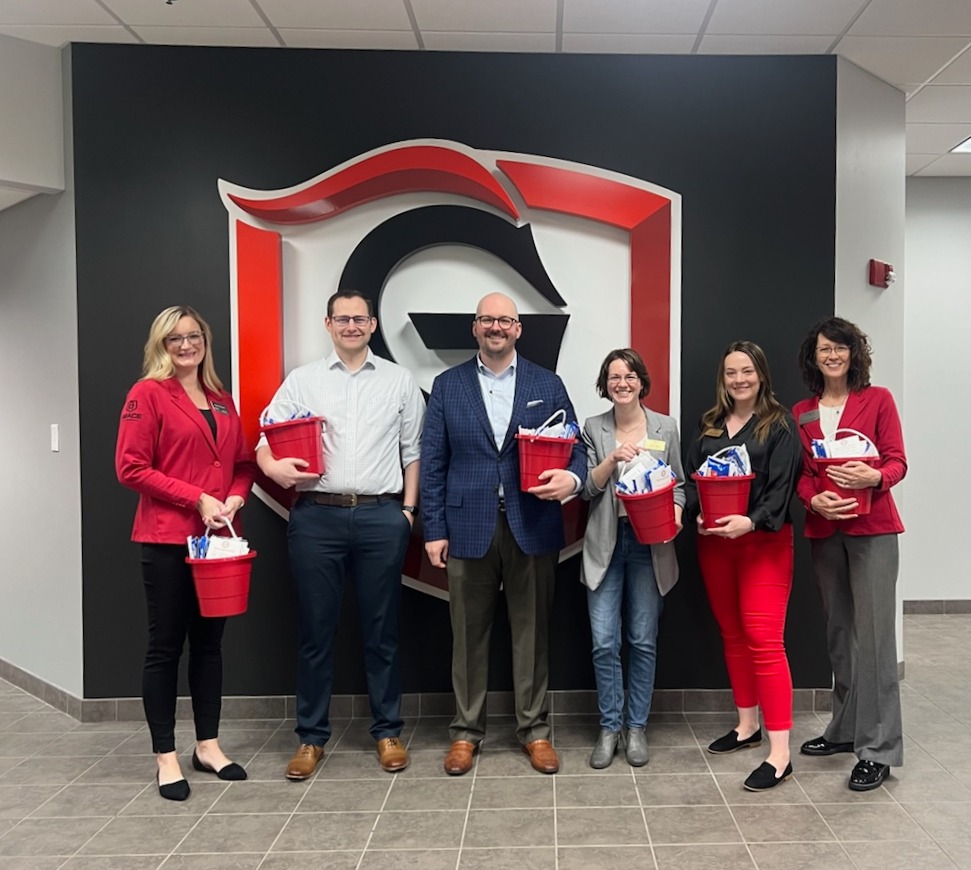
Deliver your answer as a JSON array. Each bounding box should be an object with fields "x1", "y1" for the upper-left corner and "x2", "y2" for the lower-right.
[
  {"x1": 474, "y1": 316, "x2": 519, "y2": 329},
  {"x1": 607, "y1": 374, "x2": 640, "y2": 384},
  {"x1": 331, "y1": 315, "x2": 373, "y2": 326},
  {"x1": 815, "y1": 344, "x2": 850, "y2": 357},
  {"x1": 164, "y1": 332, "x2": 204, "y2": 347}
]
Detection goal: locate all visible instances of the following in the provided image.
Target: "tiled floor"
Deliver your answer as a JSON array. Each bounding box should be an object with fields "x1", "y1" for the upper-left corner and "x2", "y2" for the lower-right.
[{"x1": 1, "y1": 614, "x2": 970, "y2": 869}]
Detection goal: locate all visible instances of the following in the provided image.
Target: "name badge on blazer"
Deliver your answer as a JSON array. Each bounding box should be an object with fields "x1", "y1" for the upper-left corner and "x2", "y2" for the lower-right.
[
  {"x1": 798, "y1": 409, "x2": 820, "y2": 425},
  {"x1": 211, "y1": 401, "x2": 229, "y2": 415},
  {"x1": 645, "y1": 439, "x2": 666, "y2": 452},
  {"x1": 703, "y1": 427, "x2": 724, "y2": 437}
]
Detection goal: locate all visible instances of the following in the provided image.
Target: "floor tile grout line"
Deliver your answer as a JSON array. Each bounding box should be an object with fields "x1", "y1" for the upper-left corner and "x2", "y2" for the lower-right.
[
  {"x1": 450, "y1": 719, "x2": 478, "y2": 870},
  {"x1": 254, "y1": 715, "x2": 337, "y2": 870}
]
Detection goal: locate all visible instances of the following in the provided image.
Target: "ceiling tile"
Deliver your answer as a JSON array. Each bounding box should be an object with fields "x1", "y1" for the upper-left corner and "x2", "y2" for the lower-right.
[
  {"x1": 103, "y1": 0, "x2": 265, "y2": 28},
  {"x1": 256, "y1": 0, "x2": 412, "y2": 30},
  {"x1": 279, "y1": 28, "x2": 417, "y2": 49},
  {"x1": 563, "y1": 0, "x2": 709, "y2": 34},
  {"x1": 422, "y1": 31, "x2": 555, "y2": 52},
  {"x1": 0, "y1": 0, "x2": 113, "y2": 25},
  {"x1": 906, "y1": 123, "x2": 971, "y2": 152},
  {"x1": 561, "y1": 33, "x2": 695, "y2": 53},
  {"x1": 412, "y1": 0, "x2": 556, "y2": 33},
  {"x1": 0, "y1": 24, "x2": 137, "y2": 46},
  {"x1": 698, "y1": 34, "x2": 834, "y2": 53},
  {"x1": 906, "y1": 154, "x2": 940, "y2": 175},
  {"x1": 906, "y1": 85, "x2": 971, "y2": 123},
  {"x1": 913, "y1": 152, "x2": 971, "y2": 174},
  {"x1": 836, "y1": 36, "x2": 969, "y2": 86},
  {"x1": 706, "y1": 0, "x2": 858, "y2": 36},
  {"x1": 132, "y1": 26, "x2": 279, "y2": 47},
  {"x1": 849, "y1": 0, "x2": 971, "y2": 36},
  {"x1": 929, "y1": 45, "x2": 971, "y2": 84}
]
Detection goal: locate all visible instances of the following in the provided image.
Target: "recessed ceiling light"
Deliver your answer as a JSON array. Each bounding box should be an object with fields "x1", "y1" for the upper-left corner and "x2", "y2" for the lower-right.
[{"x1": 952, "y1": 135, "x2": 971, "y2": 153}]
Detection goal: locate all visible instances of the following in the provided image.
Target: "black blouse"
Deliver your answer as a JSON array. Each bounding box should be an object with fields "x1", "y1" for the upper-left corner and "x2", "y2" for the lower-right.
[{"x1": 684, "y1": 413, "x2": 802, "y2": 532}]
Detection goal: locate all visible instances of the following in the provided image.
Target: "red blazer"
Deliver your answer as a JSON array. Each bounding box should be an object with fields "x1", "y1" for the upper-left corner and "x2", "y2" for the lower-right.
[
  {"x1": 116, "y1": 378, "x2": 257, "y2": 544},
  {"x1": 792, "y1": 385, "x2": 906, "y2": 538}
]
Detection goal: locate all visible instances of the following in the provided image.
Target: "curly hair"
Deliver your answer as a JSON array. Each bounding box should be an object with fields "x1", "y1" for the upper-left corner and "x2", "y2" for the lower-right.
[{"x1": 797, "y1": 316, "x2": 872, "y2": 395}]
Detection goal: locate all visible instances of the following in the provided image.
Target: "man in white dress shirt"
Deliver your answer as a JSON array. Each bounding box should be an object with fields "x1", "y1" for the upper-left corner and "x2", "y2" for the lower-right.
[{"x1": 257, "y1": 290, "x2": 425, "y2": 779}]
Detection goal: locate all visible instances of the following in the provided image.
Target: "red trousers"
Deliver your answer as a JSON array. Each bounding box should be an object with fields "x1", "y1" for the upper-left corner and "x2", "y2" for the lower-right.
[{"x1": 697, "y1": 525, "x2": 794, "y2": 731}]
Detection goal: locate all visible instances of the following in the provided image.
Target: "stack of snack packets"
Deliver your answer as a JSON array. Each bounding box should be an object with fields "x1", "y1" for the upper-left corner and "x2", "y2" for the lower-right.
[
  {"x1": 811, "y1": 435, "x2": 877, "y2": 459},
  {"x1": 616, "y1": 453, "x2": 675, "y2": 494},
  {"x1": 696, "y1": 444, "x2": 751, "y2": 477}
]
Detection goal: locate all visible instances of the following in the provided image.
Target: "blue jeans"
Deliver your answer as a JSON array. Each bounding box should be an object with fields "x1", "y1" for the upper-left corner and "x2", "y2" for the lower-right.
[{"x1": 587, "y1": 520, "x2": 664, "y2": 732}]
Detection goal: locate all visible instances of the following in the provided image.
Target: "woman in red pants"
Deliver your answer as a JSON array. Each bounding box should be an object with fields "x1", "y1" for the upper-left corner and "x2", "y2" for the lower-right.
[{"x1": 685, "y1": 341, "x2": 801, "y2": 791}]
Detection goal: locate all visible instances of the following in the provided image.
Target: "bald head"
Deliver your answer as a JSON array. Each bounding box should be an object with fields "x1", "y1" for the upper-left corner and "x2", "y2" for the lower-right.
[
  {"x1": 475, "y1": 293, "x2": 518, "y2": 319},
  {"x1": 472, "y1": 292, "x2": 523, "y2": 369}
]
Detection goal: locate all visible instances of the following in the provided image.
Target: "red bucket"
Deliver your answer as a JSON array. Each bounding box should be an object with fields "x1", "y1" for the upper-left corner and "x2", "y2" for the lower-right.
[
  {"x1": 692, "y1": 473, "x2": 755, "y2": 530},
  {"x1": 186, "y1": 551, "x2": 257, "y2": 617},
  {"x1": 815, "y1": 457, "x2": 877, "y2": 516},
  {"x1": 618, "y1": 484, "x2": 678, "y2": 545},
  {"x1": 515, "y1": 434, "x2": 576, "y2": 491},
  {"x1": 260, "y1": 417, "x2": 325, "y2": 475}
]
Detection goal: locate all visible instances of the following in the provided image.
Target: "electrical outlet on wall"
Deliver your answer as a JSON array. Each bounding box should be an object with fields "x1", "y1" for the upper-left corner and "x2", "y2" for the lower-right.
[{"x1": 50, "y1": 423, "x2": 59, "y2": 452}]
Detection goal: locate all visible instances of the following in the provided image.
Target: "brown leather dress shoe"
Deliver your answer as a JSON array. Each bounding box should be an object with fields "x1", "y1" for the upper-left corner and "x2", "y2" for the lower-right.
[
  {"x1": 444, "y1": 740, "x2": 477, "y2": 776},
  {"x1": 285, "y1": 744, "x2": 325, "y2": 781},
  {"x1": 522, "y1": 739, "x2": 560, "y2": 774},
  {"x1": 376, "y1": 737, "x2": 410, "y2": 772}
]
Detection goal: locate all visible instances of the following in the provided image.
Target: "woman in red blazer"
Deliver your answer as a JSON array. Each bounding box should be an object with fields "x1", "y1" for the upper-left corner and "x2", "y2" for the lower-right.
[
  {"x1": 116, "y1": 306, "x2": 256, "y2": 800},
  {"x1": 793, "y1": 316, "x2": 906, "y2": 792}
]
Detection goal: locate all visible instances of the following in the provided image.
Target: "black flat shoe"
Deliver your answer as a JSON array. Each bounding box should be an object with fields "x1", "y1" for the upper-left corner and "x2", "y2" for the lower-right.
[
  {"x1": 743, "y1": 760, "x2": 793, "y2": 791},
  {"x1": 708, "y1": 728, "x2": 762, "y2": 754},
  {"x1": 192, "y1": 750, "x2": 248, "y2": 781},
  {"x1": 848, "y1": 759, "x2": 888, "y2": 791},
  {"x1": 157, "y1": 773, "x2": 190, "y2": 801},
  {"x1": 800, "y1": 736, "x2": 854, "y2": 757}
]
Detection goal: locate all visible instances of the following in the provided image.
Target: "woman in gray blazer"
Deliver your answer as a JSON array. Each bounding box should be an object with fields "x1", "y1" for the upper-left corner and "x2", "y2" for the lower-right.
[{"x1": 581, "y1": 348, "x2": 685, "y2": 769}]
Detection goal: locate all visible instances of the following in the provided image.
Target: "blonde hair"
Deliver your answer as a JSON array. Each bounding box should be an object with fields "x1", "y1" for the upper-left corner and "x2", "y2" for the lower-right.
[
  {"x1": 141, "y1": 305, "x2": 223, "y2": 392},
  {"x1": 700, "y1": 340, "x2": 789, "y2": 444}
]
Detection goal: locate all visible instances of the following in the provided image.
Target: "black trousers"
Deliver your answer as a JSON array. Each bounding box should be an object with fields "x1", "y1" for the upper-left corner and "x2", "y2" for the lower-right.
[{"x1": 141, "y1": 544, "x2": 226, "y2": 753}]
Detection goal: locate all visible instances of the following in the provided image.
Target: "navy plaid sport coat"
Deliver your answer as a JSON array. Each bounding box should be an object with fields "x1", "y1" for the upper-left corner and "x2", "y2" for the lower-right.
[{"x1": 420, "y1": 355, "x2": 587, "y2": 560}]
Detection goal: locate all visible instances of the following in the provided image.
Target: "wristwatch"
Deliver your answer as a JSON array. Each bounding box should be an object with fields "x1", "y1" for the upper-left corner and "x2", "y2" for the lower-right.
[{"x1": 401, "y1": 504, "x2": 418, "y2": 515}]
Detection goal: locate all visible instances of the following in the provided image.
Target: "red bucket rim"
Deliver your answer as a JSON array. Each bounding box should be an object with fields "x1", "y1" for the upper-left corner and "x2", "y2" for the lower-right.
[
  {"x1": 815, "y1": 456, "x2": 876, "y2": 465},
  {"x1": 186, "y1": 550, "x2": 258, "y2": 566},
  {"x1": 617, "y1": 483, "x2": 675, "y2": 502},
  {"x1": 259, "y1": 417, "x2": 323, "y2": 435},
  {"x1": 690, "y1": 472, "x2": 755, "y2": 482},
  {"x1": 515, "y1": 433, "x2": 577, "y2": 445}
]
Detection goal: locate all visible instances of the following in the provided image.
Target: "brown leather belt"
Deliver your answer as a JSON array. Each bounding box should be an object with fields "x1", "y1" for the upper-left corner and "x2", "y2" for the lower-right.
[{"x1": 299, "y1": 492, "x2": 401, "y2": 507}]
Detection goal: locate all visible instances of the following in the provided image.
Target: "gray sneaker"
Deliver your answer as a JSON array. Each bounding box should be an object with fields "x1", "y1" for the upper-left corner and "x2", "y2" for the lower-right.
[
  {"x1": 625, "y1": 727, "x2": 649, "y2": 766},
  {"x1": 589, "y1": 729, "x2": 621, "y2": 769}
]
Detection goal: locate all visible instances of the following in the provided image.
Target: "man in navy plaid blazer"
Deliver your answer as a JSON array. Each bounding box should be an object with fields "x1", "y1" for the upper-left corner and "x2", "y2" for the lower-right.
[{"x1": 421, "y1": 292, "x2": 586, "y2": 776}]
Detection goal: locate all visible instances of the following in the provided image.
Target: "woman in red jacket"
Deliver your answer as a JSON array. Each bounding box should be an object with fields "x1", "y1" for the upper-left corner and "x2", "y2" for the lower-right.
[
  {"x1": 116, "y1": 306, "x2": 256, "y2": 800},
  {"x1": 793, "y1": 317, "x2": 906, "y2": 792}
]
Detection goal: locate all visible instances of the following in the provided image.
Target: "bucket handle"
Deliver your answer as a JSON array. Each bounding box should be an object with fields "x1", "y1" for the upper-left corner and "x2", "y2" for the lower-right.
[
  {"x1": 531, "y1": 408, "x2": 566, "y2": 437},
  {"x1": 260, "y1": 400, "x2": 326, "y2": 430},
  {"x1": 709, "y1": 445, "x2": 739, "y2": 461},
  {"x1": 206, "y1": 517, "x2": 241, "y2": 540}
]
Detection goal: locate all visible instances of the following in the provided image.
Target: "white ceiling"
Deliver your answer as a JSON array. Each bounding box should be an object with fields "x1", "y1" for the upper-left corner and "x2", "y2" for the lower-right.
[{"x1": 2, "y1": 0, "x2": 971, "y2": 176}]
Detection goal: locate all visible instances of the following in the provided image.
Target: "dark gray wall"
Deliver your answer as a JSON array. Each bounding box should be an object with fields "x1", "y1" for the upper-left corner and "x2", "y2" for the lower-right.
[{"x1": 72, "y1": 45, "x2": 836, "y2": 698}]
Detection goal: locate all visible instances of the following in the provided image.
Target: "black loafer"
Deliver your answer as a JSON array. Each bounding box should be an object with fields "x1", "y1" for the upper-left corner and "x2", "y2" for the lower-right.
[
  {"x1": 708, "y1": 728, "x2": 762, "y2": 754},
  {"x1": 743, "y1": 760, "x2": 793, "y2": 791},
  {"x1": 800, "y1": 736, "x2": 854, "y2": 757},
  {"x1": 192, "y1": 750, "x2": 248, "y2": 781},
  {"x1": 848, "y1": 759, "x2": 888, "y2": 791}
]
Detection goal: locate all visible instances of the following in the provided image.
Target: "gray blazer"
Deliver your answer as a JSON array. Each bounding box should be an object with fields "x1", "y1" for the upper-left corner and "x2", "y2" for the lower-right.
[{"x1": 580, "y1": 406, "x2": 686, "y2": 595}]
